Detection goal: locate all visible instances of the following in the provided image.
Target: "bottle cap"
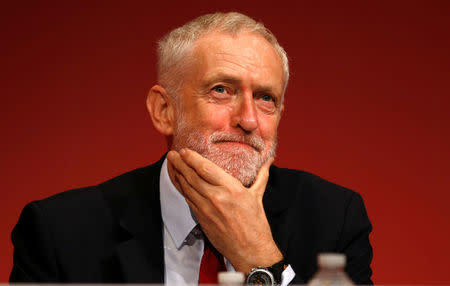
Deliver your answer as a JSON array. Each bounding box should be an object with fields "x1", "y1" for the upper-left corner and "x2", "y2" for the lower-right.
[
  {"x1": 218, "y1": 271, "x2": 245, "y2": 284},
  {"x1": 318, "y1": 253, "x2": 346, "y2": 268}
]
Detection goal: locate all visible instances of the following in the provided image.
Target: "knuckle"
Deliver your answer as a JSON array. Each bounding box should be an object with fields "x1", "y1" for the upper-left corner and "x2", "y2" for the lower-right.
[
  {"x1": 200, "y1": 162, "x2": 210, "y2": 175},
  {"x1": 191, "y1": 175, "x2": 202, "y2": 188},
  {"x1": 183, "y1": 171, "x2": 194, "y2": 185},
  {"x1": 209, "y1": 191, "x2": 225, "y2": 206}
]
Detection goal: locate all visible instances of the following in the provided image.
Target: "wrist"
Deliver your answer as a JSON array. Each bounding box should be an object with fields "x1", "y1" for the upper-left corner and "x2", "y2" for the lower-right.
[
  {"x1": 234, "y1": 244, "x2": 283, "y2": 273},
  {"x1": 246, "y1": 258, "x2": 288, "y2": 285}
]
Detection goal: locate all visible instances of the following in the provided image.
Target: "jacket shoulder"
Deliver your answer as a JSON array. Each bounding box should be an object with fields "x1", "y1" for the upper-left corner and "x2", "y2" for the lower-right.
[
  {"x1": 269, "y1": 165, "x2": 360, "y2": 204},
  {"x1": 32, "y1": 163, "x2": 159, "y2": 213}
]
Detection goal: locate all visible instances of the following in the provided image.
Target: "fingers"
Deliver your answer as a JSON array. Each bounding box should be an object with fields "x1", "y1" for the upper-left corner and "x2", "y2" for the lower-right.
[
  {"x1": 169, "y1": 148, "x2": 273, "y2": 201},
  {"x1": 178, "y1": 148, "x2": 233, "y2": 186},
  {"x1": 250, "y1": 157, "x2": 274, "y2": 197},
  {"x1": 172, "y1": 148, "x2": 273, "y2": 192},
  {"x1": 168, "y1": 151, "x2": 210, "y2": 215},
  {"x1": 167, "y1": 150, "x2": 214, "y2": 197},
  {"x1": 172, "y1": 167, "x2": 203, "y2": 212}
]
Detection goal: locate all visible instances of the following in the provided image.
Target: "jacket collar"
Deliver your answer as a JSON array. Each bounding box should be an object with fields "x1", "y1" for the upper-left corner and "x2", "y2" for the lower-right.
[
  {"x1": 264, "y1": 165, "x2": 292, "y2": 216},
  {"x1": 263, "y1": 165, "x2": 295, "y2": 254}
]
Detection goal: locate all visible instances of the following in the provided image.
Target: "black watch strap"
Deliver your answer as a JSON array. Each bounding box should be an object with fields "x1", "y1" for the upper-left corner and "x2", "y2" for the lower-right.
[{"x1": 267, "y1": 259, "x2": 288, "y2": 284}]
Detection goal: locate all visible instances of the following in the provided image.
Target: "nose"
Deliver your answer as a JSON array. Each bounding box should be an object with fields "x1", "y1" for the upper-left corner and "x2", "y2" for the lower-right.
[{"x1": 233, "y1": 92, "x2": 258, "y2": 132}]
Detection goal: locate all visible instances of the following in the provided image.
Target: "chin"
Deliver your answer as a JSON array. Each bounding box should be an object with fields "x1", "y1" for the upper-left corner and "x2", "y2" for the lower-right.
[
  {"x1": 203, "y1": 147, "x2": 265, "y2": 187},
  {"x1": 219, "y1": 161, "x2": 258, "y2": 187}
]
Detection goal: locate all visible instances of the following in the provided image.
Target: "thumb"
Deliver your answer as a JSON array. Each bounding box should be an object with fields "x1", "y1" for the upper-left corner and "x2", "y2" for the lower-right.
[{"x1": 250, "y1": 157, "x2": 274, "y2": 197}]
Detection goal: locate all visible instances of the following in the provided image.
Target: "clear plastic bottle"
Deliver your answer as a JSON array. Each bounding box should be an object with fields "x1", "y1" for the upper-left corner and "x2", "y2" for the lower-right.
[
  {"x1": 307, "y1": 253, "x2": 355, "y2": 286},
  {"x1": 218, "y1": 271, "x2": 244, "y2": 286}
]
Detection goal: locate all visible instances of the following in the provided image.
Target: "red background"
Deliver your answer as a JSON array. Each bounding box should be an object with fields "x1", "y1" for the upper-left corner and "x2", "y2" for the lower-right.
[{"x1": 1, "y1": 0, "x2": 449, "y2": 283}]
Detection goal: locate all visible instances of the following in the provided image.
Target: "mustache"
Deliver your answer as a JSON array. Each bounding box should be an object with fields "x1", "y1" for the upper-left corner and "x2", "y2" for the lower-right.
[{"x1": 208, "y1": 132, "x2": 265, "y2": 152}]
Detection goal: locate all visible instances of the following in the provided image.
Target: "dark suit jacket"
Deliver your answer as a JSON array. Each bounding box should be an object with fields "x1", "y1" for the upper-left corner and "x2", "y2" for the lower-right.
[{"x1": 10, "y1": 156, "x2": 373, "y2": 284}]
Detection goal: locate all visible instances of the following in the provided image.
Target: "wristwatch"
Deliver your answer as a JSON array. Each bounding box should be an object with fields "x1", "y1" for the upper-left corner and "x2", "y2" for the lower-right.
[{"x1": 246, "y1": 259, "x2": 288, "y2": 285}]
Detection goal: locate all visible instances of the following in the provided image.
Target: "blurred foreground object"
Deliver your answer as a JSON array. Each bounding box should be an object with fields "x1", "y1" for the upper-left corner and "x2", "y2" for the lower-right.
[
  {"x1": 218, "y1": 271, "x2": 244, "y2": 285},
  {"x1": 308, "y1": 253, "x2": 354, "y2": 286}
]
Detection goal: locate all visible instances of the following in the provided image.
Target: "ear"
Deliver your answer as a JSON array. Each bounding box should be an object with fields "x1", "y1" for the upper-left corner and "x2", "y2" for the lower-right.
[{"x1": 146, "y1": 85, "x2": 175, "y2": 136}]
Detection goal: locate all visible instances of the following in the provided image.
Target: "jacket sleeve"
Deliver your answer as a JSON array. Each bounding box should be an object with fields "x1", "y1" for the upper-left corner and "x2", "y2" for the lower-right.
[
  {"x1": 338, "y1": 192, "x2": 373, "y2": 285},
  {"x1": 10, "y1": 201, "x2": 59, "y2": 282}
]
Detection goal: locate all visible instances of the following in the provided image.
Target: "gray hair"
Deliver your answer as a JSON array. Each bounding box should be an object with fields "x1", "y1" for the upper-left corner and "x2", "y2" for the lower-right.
[{"x1": 157, "y1": 12, "x2": 289, "y2": 97}]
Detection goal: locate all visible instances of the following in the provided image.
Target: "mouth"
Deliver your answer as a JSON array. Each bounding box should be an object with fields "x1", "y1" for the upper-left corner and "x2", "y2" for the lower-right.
[
  {"x1": 209, "y1": 132, "x2": 265, "y2": 152},
  {"x1": 215, "y1": 140, "x2": 259, "y2": 151}
]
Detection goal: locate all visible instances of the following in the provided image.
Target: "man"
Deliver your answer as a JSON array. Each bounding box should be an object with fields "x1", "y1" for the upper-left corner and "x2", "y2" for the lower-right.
[{"x1": 10, "y1": 12, "x2": 373, "y2": 285}]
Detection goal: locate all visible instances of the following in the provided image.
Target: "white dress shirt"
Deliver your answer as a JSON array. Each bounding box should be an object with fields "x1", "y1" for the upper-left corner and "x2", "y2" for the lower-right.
[{"x1": 159, "y1": 158, "x2": 295, "y2": 285}]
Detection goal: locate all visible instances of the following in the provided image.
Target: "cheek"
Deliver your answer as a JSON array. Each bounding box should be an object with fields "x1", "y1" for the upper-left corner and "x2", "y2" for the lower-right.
[
  {"x1": 197, "y1": 105, "x2": 232, "y2": 129},
  {"x1": 258, "y1": 115, "x2": 279, "y2": 141}
]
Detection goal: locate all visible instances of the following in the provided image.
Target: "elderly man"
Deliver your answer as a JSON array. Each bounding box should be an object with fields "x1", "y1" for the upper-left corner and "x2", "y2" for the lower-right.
[{"x1": 10, "y1": 12, "x2": 373, "y2": 285}]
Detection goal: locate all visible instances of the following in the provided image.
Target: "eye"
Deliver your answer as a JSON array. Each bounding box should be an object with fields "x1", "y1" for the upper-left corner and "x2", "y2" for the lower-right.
[
  {"x1": 261, "y1": 94, "x2": 274, "y2": 102},
  {"x1": 213, "y1": 85, "x2": 226, "y2": 93},
  {"x1": 255, "y1": 93, "x2": 277, "y2": 114}
]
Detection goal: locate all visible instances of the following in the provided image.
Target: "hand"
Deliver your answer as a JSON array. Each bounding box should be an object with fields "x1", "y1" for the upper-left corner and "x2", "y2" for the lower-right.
[{"x1": 167, "y1": 148, "x2": 283, "y2": 273}]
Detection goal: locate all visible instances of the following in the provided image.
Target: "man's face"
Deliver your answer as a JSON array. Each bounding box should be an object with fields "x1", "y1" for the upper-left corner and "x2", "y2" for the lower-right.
[{"x1": 171, "y1": 31, "x2": 285, "y2": 187}]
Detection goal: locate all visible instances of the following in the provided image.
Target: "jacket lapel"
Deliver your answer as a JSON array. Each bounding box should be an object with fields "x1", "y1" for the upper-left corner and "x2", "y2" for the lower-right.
[
  {"x1": 103, "y1": 157, "x2": 166, "y2": 283},
  {"x1": 263, "y1": 165, "x2": 294, "y2": 254},
  {"x1": 116, "y1": 184, "x2": 164, "y2": 283}
]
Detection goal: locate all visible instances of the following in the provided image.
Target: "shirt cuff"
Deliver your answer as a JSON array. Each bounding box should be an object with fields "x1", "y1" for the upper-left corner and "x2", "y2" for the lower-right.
[{"x1": 280, "y1": 264, "x2": 295, "y2": 286}]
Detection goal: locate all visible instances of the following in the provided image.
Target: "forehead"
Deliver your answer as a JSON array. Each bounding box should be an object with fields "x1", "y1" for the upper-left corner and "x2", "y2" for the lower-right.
[{"x1": 189, "y1": 31, "x2": 284, "y2": 92}]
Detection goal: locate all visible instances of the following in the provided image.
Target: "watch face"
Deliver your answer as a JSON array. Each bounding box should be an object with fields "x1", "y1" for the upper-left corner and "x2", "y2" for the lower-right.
[{"x1": 247, "y1": 268, "x2": 274, "y2": 286}]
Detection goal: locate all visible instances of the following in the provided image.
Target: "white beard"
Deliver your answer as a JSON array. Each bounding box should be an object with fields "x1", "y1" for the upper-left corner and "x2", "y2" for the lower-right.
[{"x1": 172, "y1": 111, "x2": 277, "y2": 187}]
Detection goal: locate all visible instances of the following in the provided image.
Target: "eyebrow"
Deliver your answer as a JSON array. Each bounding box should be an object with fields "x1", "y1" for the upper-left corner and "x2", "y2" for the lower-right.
[{"x1": 201, "y1": 73, "x2": 242, "y2": 90}]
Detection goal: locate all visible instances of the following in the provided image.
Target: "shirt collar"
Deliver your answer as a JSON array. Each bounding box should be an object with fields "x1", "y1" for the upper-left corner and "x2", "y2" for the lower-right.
[{"x1": 159, "y1": 158, "x2": 198, "y2": 249}]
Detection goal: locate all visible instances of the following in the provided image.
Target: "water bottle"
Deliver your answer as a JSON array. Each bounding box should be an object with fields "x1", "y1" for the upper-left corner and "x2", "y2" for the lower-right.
[
  {"x1": 307, "y1": 253, "x2": 355, "y2": 286},
  {"x1": 218, "y1": 271, "x2": 245, "y2": 285}
]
